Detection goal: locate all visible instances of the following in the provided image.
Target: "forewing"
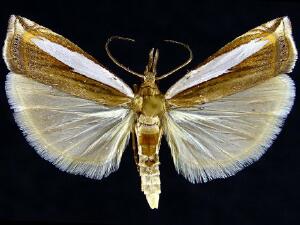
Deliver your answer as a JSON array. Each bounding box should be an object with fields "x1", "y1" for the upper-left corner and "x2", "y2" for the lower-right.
[
  {"x1": 3, "y1": 15, "x2": 133, "y2": 106},
  {"x1": 166, "y1": 17, "x2": 297, "y2": 107},
  {"x1": 6, "y1": 73, "x2": 134, "y2": 179},
  {"x1": 164, "y1": 75, "x2": 295, "y2": 183}
]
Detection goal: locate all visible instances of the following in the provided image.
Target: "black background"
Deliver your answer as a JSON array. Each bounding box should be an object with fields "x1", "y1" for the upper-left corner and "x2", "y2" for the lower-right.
[{"x1": 0, "y1": 0, "x2": 299, "y2": 225}]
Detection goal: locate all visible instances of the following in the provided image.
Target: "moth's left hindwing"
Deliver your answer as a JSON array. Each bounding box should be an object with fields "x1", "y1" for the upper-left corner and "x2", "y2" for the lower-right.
[
  {"x1": 4, "y1": 15, "x2": 134, "y2": 179},
  {"x1": 164, "y1": 17, "x2": 297, "y2": 183},
  {"x1": 164, "y1": 75, "x2": 295, "y2": 183}
]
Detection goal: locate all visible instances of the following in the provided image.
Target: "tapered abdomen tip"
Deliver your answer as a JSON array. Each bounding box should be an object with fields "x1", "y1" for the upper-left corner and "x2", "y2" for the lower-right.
[{"x1": 146, "y1": 193, "x2": 159, "y2": 209}]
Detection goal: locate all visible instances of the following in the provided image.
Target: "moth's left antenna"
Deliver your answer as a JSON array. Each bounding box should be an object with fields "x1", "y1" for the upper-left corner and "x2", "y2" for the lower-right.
[
  {"x1": 105, "y1": 36, "x2": 144, "y2": 78},
  {"x1": 155, "y1": 40, "x2": 193, "y2": 80}
]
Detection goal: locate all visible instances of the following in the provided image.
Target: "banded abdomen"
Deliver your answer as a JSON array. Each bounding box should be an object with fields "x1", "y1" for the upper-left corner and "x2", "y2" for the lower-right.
[{"x1": 135, "y1": 114, "x2": 162, "y2": 209}]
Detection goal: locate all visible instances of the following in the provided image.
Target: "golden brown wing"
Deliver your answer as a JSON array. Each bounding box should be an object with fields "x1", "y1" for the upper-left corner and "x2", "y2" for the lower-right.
[
  {"x1": 166, "y1": 17, "x2": 297, "y2": 107},
  {"x1": 3, "y1": 15, "x2": 133, "y2": 106}
]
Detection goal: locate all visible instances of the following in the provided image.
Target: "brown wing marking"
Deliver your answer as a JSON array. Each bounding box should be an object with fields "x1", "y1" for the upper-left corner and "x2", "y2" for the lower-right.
[
  {"x1": 167, "y1": 17, "x2": 297, "y2": 107},
  {"x1": 3, "y1": 15, "x2": 132, "y2": 106}
]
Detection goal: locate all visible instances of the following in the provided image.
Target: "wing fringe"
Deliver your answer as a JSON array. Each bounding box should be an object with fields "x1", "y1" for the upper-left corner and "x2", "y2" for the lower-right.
[
  {"x1": 6, "y1": 73, "x2": 133, "y2": 180},
  {"x1": 165, "y1": 75, "x2": 295, "y2": 183}
]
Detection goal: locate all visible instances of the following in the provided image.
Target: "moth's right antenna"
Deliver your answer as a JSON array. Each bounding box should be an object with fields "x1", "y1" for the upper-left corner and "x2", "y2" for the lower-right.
[{"x1": 105, "y1": 36, "x2": 144, "y2": 78}]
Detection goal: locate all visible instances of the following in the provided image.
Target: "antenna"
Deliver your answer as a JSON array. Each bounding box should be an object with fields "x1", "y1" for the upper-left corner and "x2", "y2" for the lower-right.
[
  {"x1": 105, "y1": 36, "x2": 144, "y2": 78},
  {"x1": 155, "y1": 40, "x2": 193, "y2": 80},
  {"x1": 105, "y1": 36, "x2": 193, "y2": 80}
]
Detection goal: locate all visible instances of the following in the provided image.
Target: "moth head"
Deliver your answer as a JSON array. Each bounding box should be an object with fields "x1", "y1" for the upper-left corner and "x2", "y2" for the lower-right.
[{"x1": 144, "y1": 48, "x2": 159, "y2": 84}]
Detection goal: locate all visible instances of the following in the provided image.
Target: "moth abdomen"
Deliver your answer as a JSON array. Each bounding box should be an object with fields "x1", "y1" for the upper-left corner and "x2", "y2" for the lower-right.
[
  {"x1": 139, "y1": 155, "x2": 161, "y2": 209},
  {"x1": 135, "y1": 115, "x2": 162, "y2": 209}
]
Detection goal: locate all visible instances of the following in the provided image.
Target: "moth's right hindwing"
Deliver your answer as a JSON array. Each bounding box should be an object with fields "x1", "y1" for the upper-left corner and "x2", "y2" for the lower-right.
[{"x1": 6, "y1": 73, "x2": 134, "y2": 179}]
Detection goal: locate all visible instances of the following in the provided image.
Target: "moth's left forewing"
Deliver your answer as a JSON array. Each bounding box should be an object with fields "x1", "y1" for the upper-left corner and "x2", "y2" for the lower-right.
[{"x1": 166, "y1": 17, "x2": 297, "y2": 107}]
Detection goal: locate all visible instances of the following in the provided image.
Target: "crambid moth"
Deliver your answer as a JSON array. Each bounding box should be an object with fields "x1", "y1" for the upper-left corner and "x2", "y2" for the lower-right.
[{"x1": 3, "y1": 15, "x2": 297, "y2": 209}]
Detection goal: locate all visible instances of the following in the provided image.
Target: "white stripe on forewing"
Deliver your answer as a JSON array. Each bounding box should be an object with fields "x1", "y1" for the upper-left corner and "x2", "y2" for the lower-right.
[
  {"x1": 165, "y1": 39, "x2": 269, "y2": 99},
  {"x1": 31, "y1": 37, "x2": 134, "y2": 97}
]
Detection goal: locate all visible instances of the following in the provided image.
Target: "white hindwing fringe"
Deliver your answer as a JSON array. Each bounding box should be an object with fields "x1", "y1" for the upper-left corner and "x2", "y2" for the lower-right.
[
  {"x1": 164, "y1": 75, "x2": 295, "y2": 183},
  {"x1": 6, "y1": 73, "x2": 133, "y2": 179}
]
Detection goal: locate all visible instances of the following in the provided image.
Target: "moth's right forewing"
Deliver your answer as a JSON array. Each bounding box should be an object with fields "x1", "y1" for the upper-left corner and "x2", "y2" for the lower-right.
[
  {"x1": 3, "y1": 15, "x2": 133, "y2": 106},
  {"x1": 166, "y1": 17, "x2": 297, "y2": 107}
]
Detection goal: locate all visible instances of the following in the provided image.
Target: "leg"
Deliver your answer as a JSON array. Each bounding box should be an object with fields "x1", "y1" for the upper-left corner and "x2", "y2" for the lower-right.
[{"x1": 131, "y1": 129, "x2": 139, "y2": 170}]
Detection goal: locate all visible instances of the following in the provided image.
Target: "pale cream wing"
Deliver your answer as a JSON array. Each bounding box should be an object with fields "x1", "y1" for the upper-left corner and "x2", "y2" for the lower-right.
[
  {"x1": 6, "y1": 73, "x2": 134, "y2": 179},
  {"x1": 164, "y1": 75, "x2": 295, "y2": 183}
]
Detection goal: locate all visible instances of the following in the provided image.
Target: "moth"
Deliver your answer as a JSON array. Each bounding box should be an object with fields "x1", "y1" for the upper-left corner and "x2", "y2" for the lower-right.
[{"x1": 3, "y1": 15, "x2": 297, "y2": 209}]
